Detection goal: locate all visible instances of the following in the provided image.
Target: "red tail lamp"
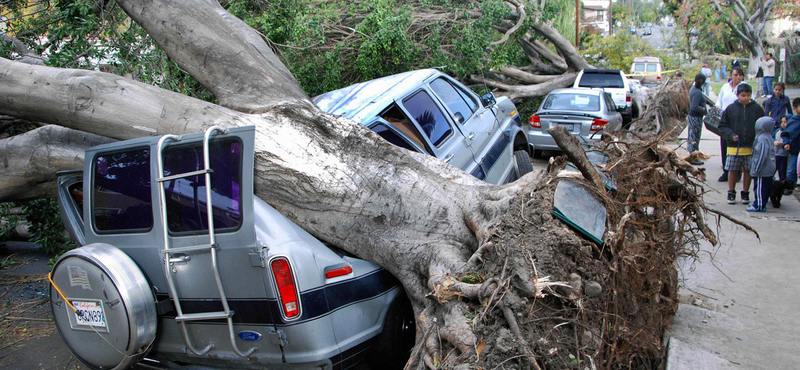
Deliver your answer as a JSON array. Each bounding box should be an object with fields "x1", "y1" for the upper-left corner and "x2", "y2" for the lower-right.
[
  {"x1": 530, "y1": 115, "x2": 541, "y2": 128},
  {"x1": 271, "y1": 258, "x2": 300, "y2": 318},
  {"x1": 591, "y1": 118, "x2": 608, "y2": 131}
]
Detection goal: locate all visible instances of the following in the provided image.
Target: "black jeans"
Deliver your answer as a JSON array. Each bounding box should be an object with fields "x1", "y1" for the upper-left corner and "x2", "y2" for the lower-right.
[{"x1": 720, "y1": 137, "x2": 728, "y2": 173}]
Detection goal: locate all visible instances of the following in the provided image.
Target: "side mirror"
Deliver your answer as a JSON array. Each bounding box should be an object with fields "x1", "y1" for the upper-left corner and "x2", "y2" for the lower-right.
[
  {"x1": 480, "y1": 93, "x2": 496, "y2": 108},
  {"x1": 454, "y1": 112, "x2": 465, "y2": 124}
]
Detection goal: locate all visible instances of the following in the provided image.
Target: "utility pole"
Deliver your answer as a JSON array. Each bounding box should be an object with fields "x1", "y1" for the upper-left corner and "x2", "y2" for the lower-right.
[
  {"x1": 608, "y1": 0, "x2": 613, "y2": 35},
  {"x1": 576, "y1": 0, "x2": 580, "y2": 47}
]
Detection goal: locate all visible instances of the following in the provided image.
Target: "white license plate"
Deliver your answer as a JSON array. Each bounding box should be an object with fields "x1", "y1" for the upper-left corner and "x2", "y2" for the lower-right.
[
  {"x1": 558, "y1": 123, "x2": 574, "y2": 131},
  {"x1": 73, "y1": 300, "x2": 106, "y2": 328}
]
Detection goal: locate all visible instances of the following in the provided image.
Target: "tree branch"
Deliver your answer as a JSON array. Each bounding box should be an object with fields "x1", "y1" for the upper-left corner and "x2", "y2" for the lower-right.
[
  {"x1": 491, "y1": 0, "x2": 525, "y2": 46},
  {"x1": 470, "y1": 72, "x2": 577, "y2": 100},
  {"x1": 0, "y1": 33, "x2": 46, "y2": 65},
  {"x1": 0, "y1": 125, "x2": 115, "y2": 201},
  {"x1": 519, "y1": 39, "x2": 567, "y2": 74},
  {"x1": 116, "y1": 0, "x2": 311, "y2": 113},
  {"x1": 496, "y1": 66, "x2": 561, "y2": 84},
  {"x1": 547, "y1": 126, "x2": 605, "y2": 190},
  {"x1": 0, "y1": 58, "x2": 257, "y2": 140},
  {"x1": 531, "y1": 40, "x2": 568, "y2": 71},
  {"x1": 532, "y1": 23, "x2": 590, "y2": 71}
]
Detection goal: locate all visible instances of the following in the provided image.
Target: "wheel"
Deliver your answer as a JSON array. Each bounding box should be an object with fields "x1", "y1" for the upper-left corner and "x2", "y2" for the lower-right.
[
  {"x1": 514, "y1": 150, "x2": 534, "y2": 177},
  {"x1": 50, "y1": 244, "x2": 156, "y2": 370},
  {"x1": 532, "y1": 149, "x2": 544, "y2": 159},
  {"x1": 367, "y1": 294, "x2": 416, "y2": 370}
]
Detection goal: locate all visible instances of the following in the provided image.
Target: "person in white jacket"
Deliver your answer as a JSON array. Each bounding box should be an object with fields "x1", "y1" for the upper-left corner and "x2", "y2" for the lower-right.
[{"x1": 715, "y1": 67, "x2": 745, "y2": 182}]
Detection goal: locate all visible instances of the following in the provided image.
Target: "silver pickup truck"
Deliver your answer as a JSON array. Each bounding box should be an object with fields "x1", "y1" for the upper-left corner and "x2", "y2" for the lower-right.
[
  {"x1": 50, "y1": 126, "x2": 414, "y2": 370},
  {"x1": 314, "y1": 69, "x2": 533, "y2": 184}
]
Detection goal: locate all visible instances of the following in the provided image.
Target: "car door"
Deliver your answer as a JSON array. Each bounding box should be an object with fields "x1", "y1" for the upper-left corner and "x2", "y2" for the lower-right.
[{"x1": 396, "y1": 88, "x2": 480, "y2": 175}]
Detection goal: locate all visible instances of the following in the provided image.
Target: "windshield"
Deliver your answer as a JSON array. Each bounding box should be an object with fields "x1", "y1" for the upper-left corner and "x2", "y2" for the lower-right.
[
  {"x1": 542, "y1": 93, "x2": 600, "y2": 112},
  {"x1": 577, "y1": 73, "x2": 624, "y2": 88}
]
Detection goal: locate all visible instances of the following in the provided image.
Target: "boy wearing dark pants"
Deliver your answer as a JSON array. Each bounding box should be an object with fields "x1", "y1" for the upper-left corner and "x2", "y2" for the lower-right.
[
  {"x1": 748, "y1": 117, "x2": 776, "y2": 212},
  {"x1": 719, "y1": 84, "x2": 766, "y2": 204},
  {"x1": 771, "y1": 115, "x2": 790, "y2": 207}
]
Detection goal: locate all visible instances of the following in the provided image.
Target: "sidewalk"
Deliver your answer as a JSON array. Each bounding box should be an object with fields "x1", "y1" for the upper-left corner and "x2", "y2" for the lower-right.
[{"x1": 668, "y1": 123, "x2": 800, "y2": 369}]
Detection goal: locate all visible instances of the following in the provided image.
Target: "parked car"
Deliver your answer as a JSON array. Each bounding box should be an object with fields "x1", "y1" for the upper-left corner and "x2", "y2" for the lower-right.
[
  {"x1": 528, "y1": 88, "x2": 622, "y2": 157},
  {"x1": 642, "y1": 27, "x2": 652, "y2": 36},
  {"x1": 629, "y1": 56, "x2": 665, "y2": 85},
  {"x1": 314, "y1": 69, "x2": 533, "y2": 184},
  {"x1": 629, "y1": 25, "x2": 637, "y2": 35},
  {"x1": 572, "y1": 68, "x2": 633, "y2": 124},
  {"x1": 51, "y1": 126, "x2": 415, "y2": 370}
]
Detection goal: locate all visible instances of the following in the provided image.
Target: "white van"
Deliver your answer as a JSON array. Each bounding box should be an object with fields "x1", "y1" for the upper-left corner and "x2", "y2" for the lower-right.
[{"x1": 629, "y1": 57, "x2": 664, "y2": 85}]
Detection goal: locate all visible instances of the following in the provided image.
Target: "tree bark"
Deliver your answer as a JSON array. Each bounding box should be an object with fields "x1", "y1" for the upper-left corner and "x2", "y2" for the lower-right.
[
  {"x1": 471, "y1": 72, "x2": 577, "y2": 100},
  {"x1": 115, "y1": 0, "x2": 311, "y2": 113},
  {"x1": 0, "y1": 125, "x2": 115, "y2": 201}
]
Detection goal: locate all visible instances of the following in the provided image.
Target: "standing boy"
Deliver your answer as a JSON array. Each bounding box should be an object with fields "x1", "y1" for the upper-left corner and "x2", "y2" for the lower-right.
[
  {"x1": 716, "y1": 67, "x2": 745, "y2": 182},
  {"x1": 718, "y1": 83, "x2": 766, "y2": 204},
  {"x1": 748, "y1": 117, "x2": 776, "y2": 212},
  {"x1": 771, "y1": 115, "x2": 790, "y2": 207}
]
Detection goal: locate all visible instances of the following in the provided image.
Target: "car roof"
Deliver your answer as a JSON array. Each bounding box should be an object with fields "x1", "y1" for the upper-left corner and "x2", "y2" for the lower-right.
[
  {"x1": 313, "y1": 69, "x2": 440, "y2": 124},
  {"x1": 632, "y1": 57, "x2": 662, "y2": 63},
  {"x1": 582, "y1": 68, "x2": 623, "y2": 74}
]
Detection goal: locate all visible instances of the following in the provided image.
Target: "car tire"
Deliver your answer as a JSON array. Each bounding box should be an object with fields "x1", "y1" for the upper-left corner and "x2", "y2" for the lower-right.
[
  {"x1": 367, "y1": 294, "x2": 416, "y2": 370},
  {"x1": 514, "y1": 150, "x2": 534, "y2": 177},
  {"x1": 532, "y1": 149, "x2": 544, "y2": 159}
]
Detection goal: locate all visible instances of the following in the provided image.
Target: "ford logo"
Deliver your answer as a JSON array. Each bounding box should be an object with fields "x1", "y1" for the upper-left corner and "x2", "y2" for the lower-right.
[{"x1": 237, "y1": 330, "x2": 262, "y2": 342}]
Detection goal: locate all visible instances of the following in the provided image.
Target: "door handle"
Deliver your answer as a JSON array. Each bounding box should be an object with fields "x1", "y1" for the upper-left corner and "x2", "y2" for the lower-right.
[
  {"x1": 443, "y1": 154, "x2": 454, "y2": 163},
  {"x1": 468, "y1": 132, "x2": 476, "y2": 141},
  {"x1": 168, "y1": 254, "x2": 191, "y2": 264}
]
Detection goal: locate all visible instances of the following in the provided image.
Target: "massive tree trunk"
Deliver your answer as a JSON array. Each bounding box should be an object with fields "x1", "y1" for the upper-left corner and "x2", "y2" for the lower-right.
[{"x1": 0, "y1": 1, "x2": 713, "y2": 369}]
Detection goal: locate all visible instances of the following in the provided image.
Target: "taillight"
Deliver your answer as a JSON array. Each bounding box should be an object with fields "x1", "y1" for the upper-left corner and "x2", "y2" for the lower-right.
[
  {"x1": 657, "y1": 75, "x2": 661, "y2": 79},
  {"x1": 591, "y1": 118, "x2": 608, "y2": 131},
  {"x1": 325, "y1": 266, "x2": 353, "y2": 279},
  {"x1": 271, "y1": 258, "x2": 300, "y2": 318},
  {"x1": 626, "y1": 91, "x2": 632, "y2": 103},
  {"x1": 530, "y1": 115, "x2": 541, "y2": 128}
]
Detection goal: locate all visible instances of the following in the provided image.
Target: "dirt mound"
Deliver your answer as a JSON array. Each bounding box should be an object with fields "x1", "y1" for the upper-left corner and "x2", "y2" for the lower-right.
[{"x1": 464, "y1": 131, "x2": 715, "y2": 369}]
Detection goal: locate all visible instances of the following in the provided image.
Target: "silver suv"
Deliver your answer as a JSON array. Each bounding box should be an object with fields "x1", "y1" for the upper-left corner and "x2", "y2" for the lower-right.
[
  {"x1": 51, "y1": 126, "x2": 414, "y2": 370},
  {"x1": 314, "y1": 69, "x2": 533, "y2": 184}
]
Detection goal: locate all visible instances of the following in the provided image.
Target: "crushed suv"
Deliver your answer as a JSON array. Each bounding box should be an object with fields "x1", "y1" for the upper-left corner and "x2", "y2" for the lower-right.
[
  {"x1": 50, "y1": 126, "x2": 415, "y2": 370},
  {"x1": 314, "y1": 69, "x2": 533, "y2": 184},
  {"x1": 572, "y1": 68, "x2": 634, "y2": 124}
]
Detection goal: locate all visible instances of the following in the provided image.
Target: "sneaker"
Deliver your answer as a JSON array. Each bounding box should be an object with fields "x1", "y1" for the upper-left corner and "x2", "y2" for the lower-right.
[
  {"x1": 746, "y1": 206, "x2": 766, "y2": 212},
  {"x1": 727, "y1": 190, "x2": 736, "y2": 204},
  {"x1": 689, "y1": 161, "x2": 705, "y2": 165},
  {"x1": 740, "y1": 191, "x2": 750, "y2": 204},
  {"x1": 718, "y1": 173, "x2": 729, "y2": 182}
]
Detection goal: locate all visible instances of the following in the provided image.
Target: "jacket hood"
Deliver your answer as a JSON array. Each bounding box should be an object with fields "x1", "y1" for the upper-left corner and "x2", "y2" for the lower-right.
[{"x1": 755, "y1": 117, "x2": 774, "y2": 135}]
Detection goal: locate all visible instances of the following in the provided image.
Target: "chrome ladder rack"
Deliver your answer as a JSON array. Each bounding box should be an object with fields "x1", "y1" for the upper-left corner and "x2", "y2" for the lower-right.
[{"x1": 155, "y1": 126, "x2": 256, "y2": 357}]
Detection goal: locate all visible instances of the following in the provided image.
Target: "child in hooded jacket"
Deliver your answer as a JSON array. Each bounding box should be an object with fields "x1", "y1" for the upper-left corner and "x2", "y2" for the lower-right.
[{"x1": 749, "y1": 117, "x2": 776, "y2": 212}]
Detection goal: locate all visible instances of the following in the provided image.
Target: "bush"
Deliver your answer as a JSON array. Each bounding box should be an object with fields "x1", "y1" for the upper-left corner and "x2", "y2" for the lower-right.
[{"x1": 21, "y1": 199, "x2": 75, "y2": 255}]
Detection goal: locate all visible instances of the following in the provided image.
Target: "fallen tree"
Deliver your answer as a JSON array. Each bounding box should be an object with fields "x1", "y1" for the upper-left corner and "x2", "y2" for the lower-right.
[{"x1": 1, "y1": 1, "x2": 717, "y2": 369}]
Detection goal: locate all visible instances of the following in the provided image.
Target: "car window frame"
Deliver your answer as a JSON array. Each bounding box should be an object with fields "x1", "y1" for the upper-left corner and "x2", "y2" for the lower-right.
[
  {"x1": 161, "y1": 137, "x2": 245, "y2": 236},
  {"x1": 397, "y1": 88, "x2": 456, "y2": 150},
  {"x1": 91, "y1": 146, "x2": 154, "y2": 235},
  {"x1": 367, "y1": 118, "x2": 429, "y2": 155},
  {"x1": 428, "y1": 76, "x2": 479, "y2": 125}
]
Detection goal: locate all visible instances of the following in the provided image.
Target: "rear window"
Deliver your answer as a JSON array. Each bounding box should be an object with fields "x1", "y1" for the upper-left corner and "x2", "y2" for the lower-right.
[
  {"x1": 93, "y1": 148, "x2": 153, "y2": 232},
  {"x1": 634, "y1": 64, "x2": 645, "y2": 72},
  {"x1": 577, "y1": 72, "x2": 624, "y2": 88},
  {"x1": 162, "y1": 138, "x2": 243, "y2": 233},
  {"x1": 646, "y1": 64, "x2": 658, "y2": 72},
  {"x1": 542, "y1": 93, "x2": 600, "y2": 112}
]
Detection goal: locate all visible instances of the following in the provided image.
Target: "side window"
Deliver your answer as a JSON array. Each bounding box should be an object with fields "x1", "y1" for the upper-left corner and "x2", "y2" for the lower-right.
[
  {"x1": 93, "y1": 148, "x2": 153, "y2": 232},
  {"x1": 430, "y1": 78, "x2": 476, "y2": 123},
  {"x1": 162, "y1": 138, "x2": 242, "y2": 233},
  {"x1": 371, "y1": 123, "x2": 421, "y2": 153},
  {"x1": 68, "y1": 182, "x2": 84, "y2": 221},
  {"x1": 634, "y1": 64, "x2": 645, "y2": 72},
  {"x1": 403, "y1": 90, "x2": 453, "y2": 147}
]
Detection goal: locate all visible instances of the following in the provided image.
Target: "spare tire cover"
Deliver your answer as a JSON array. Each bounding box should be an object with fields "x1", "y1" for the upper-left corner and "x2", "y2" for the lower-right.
[{"x1": 50, "y1": 244, "x2": 156, "y2": 370}]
